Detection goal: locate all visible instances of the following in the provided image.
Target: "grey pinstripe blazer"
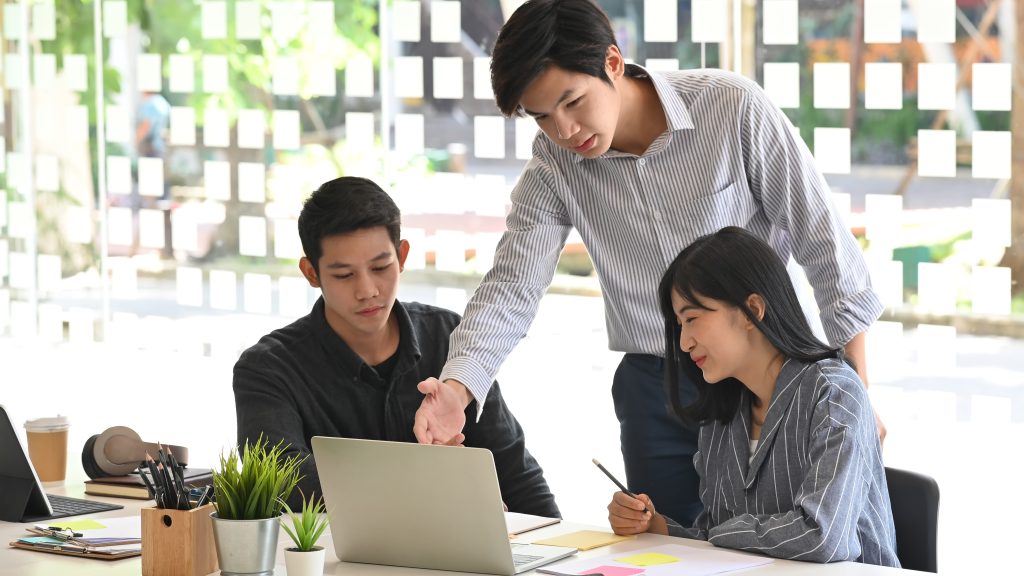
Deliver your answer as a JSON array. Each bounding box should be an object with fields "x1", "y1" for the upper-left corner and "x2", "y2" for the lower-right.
[{"x1": 665, "y1": 358, "x2": 900, "y2": 567}]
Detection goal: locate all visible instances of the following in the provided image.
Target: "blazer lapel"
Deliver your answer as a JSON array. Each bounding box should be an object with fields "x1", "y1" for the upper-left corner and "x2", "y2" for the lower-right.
[{"x1": 744, "y1": 359, "x2": 809, "y2": 488}]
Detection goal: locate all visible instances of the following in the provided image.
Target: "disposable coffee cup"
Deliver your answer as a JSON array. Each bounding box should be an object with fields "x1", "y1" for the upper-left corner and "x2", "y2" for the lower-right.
[{"x1": 24, "y1": 415, "x2": 70, "y2": 483}]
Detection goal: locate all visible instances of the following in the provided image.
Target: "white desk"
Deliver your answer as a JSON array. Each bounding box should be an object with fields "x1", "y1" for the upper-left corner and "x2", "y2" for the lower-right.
[{"x1": 0, "y1": 485, "x2": 922, "y2": 575}]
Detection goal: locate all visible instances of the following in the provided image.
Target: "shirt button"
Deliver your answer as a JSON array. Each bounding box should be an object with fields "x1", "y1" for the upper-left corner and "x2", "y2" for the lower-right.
[{"x1": 638, "y1": 158, "x2": 646, "y2": 167}]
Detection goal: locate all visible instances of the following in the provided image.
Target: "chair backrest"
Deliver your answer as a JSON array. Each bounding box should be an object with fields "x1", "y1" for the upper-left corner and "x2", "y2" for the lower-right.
[{"x1": 885, "y1": 467, "x2": 940, "y2": 573}]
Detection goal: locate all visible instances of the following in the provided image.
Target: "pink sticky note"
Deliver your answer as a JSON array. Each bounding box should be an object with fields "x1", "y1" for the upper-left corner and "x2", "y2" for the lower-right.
[{"x1": 580, "y1": 566, "x2": 645, "y2": 576}]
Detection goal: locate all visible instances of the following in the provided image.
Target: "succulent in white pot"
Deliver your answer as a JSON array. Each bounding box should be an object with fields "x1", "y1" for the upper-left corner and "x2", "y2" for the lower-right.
[{"x1": 280, "y1": 491, "x2": 329, "y2": 576}]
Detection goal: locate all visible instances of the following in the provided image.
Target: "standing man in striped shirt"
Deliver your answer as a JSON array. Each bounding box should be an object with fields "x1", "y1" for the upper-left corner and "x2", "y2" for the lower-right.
[{"x1": 413, "y1": 0, "x2": 885, "y2": 526}]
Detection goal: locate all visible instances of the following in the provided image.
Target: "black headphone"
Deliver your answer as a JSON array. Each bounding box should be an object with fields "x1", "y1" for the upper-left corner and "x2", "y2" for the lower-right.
[{"x1": 81, "y1": 426, "x2": 190, "y2": 479}]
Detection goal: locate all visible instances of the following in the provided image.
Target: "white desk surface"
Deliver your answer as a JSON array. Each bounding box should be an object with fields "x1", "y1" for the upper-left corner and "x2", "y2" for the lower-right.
[{"x1": 0, "y1": 484, "x2": 922, "y2": 576}]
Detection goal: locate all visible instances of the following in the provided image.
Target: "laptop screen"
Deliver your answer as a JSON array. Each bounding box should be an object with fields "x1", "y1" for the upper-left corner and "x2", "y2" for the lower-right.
[{"x1": 0, "y1": 405, "x2": 54, "y2": 522}]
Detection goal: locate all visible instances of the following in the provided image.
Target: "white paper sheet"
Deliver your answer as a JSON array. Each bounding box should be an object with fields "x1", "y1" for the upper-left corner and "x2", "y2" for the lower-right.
[
  {"x1": 138, "y1": 209, "x2": 166, "y2": 249},
  {"x1": 238, "y1": 162, "x2": 267, "y2": 203},
  {"x1": 137, "y1": 156, "x2": 164, "y2": 197},
  {"x1": 237, "y1": 109, "x2": 266, "y2": 149},
  {"x1": 691, "y1": 0, "x2": 726, "y2": 43},
  {"x1": 971, "y1": 266, "x2": 1010, "y2": 315},
  {"x1": 394, "y1": 56, "x2": 424, "y2": 99},
  {"x1": 136, "y1": 53, "x2": 162, "y2": 92},
  {"x1": 916, "y1": 0, "x2": 954, "y2": 43},
  {"x1": 550, "y1": 543, "x2": 773, "y2": 576},
  {"x1": 105, "y1": 106, "x2": 130, "y2": 143},
  {"x1": 239, "y1": 216, "x2": 267, "y2": 257},
  {"x1": 813, "y1": 127, "x2": 850, "y2": 174},
  {"x1": 106, "y1": 155, "x2": 132, "y2": 195},
  {"x1": 204, "y1": 160, "x2": 232, "y2": 201},
  {"x1": 344, "y1": 112, "x2": 375, "y2": 150}
]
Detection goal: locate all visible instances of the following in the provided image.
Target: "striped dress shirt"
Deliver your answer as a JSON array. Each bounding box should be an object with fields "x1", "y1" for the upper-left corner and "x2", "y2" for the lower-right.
[
  {"x1": 440, "y1": 65, "x2": 883, "y2": 409},
  {"x1": 664, "y1": 358, "x2": 899, "y2": 567}
]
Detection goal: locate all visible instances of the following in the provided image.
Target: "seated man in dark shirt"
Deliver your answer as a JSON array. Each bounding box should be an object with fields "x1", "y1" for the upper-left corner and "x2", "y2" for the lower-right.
[{"x1": 233, "y1": 176, "x2": 559, "y2": 516}]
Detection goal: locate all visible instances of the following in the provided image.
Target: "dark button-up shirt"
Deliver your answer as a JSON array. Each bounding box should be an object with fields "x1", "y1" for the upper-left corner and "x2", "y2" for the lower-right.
[{"x1": 233, "y1": 298, "x2": 559, "y2": 516}]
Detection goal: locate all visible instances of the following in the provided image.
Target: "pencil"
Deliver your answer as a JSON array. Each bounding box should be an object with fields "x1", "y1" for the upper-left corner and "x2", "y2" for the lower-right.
[{"x1": 592, "y1": 458, "x2": 649, "y2": 514}]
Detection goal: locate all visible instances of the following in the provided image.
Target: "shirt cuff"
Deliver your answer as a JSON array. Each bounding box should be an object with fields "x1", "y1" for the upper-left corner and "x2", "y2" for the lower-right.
[
  {"x1": 440, "y1": 356, "x2": 493, "y2": 422},
  {"x1": 819, "y1": 288, "x2": 885, "y2": 346}
]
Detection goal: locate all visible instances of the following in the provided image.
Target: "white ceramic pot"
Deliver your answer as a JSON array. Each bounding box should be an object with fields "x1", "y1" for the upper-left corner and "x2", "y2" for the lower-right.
[{"x1": 284, "y1": 546, "x2": 326, "y2": 576}]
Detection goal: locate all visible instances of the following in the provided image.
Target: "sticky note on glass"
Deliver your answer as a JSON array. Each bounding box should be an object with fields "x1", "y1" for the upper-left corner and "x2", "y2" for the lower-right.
[
  {"x1": 137, "y1": 157, "x2": 164, "y2": 197},
  {"x1": 237, "y1": 109, "x2": 266, "y2": 149},
  {"x1": 169, "y1": 54, "x2": 195, "y2": 93},
  {"x1": 205, "y1": 160, "x2": 231, "y2": 201},
  {"x1": 394, "y1": 56, "x2": 424, "y2": 99},
  {"x1": 238, "y1": 162, "x2": 267, "y2": 203},
  {"x1": 864, "y1": 0, "x2": 900, "y2": 43},
  {"x1": 63, "y1": 54, "x2": 88, "y2": 92},
  {"x1": 239, "y1": 216, "x2": 267, "y2": 257},
  {"x1": 431, "y1": 0, "x2": 461, "y2": 43},
  {"x1": 136, "y1": 53, "x2": 162, "y2": 92},
  {"x1": 692, "y1": 0, "x2": 726, "y2": 43},
  {"x1": 433, "y1": 57, "x2": 463, "y2": 99},
  {"x1": 278, "y1": 276, "x2": 312, "y2": 317},
  {"x1": 209, "y1": 269, "x2": 238, "y2": 311},
  {"x1": 273, "y1": 109, "x2": 300, "y2": 150},
  {"x1": 34, "y1": 54, "x2": 57, "y2": 88},
  {"x1": 106, "y1": 155, "x2": 132, "y2": 195},
  {"x1": 581, "y1": 566, "x2": 644, "y2": 576},
  {"x1": 917, "y1": 63, "x2": 955, "y2": 111},
  {"x1": 203, "y1": 55, "x2": 228, "y2": 93},
  {"x1": 33, "y1": 1, "x2": 57, "y2": 40},
  {"x1": 308, "y1": 57, "x2": 337, "y2": 97},
  {"x1": 915, "y1": 0, "x2": 954, "y2": 43},
  {"x1": 176, "y1": 267, "x2": 203, "y2": 307},
  {"x1": 813, "y1": 62, "x2": 850, "y2": 109},
  {"x1": 106, "y1": 106, "x2": 130, "y2": 143},
  {"x1": 474, "y1": 116, "x2": 505, "y2": 159},
  {"x1": 516, "y1": 117, "x2": 536, "y2": 160},
  {"x1": 107, "y1": 207, "x2": 134, "y2": 247},
  {"x1": 533, "y1": 530, "x2": 634, "y2": 551},
  {"x1": 139, "y1": 209, "x2": 166, "y2": 249},
  {"x1": 763, "y1": 0, "x2": 798, "y2": 45},
  {"x1": 204, "y1": 106, "x2": 230, "y2": 148},
  {"x1": 344, "y1": 112, "x2": 375, "y2": 151},
  {"x1": 917, "y1": 129, "x2": 956, "y2": 178},
  {"x1": 763, "y1": 62, "x2": 799, "y2": 109},
  {"x1": 394, "y1": 0, "x2": 421, "y2": 42},
  {"x1": 235, "y1": 1, "x2": 261, "y2": 40},
  {"x1": 814, "y1": 127, "x2": 850, "y2": 174},
  {"x1": 645, "y1": 58, "x2": 678, "y2": 72},
  {"x1": 864, "y1": 62, "x2": 902, "y2": 109},
  {"x1": 972, "y1": 63, "x2": 1011, "y2": 111},
  {"x1": 972, "y1": 131, "x2": 1010, "y2": 180},
  {"x1": 394, "y1": 113, "x2": 424, "y2": 155},
  {"x1": 345, "y1": 53, "x2": 374, "y2": 97},
  {"x1": 473, "y1": 57, "x2": 493, "y2": 100},
  {"x1": 272, "y1": 56, "x2": 299, "y2": 96},
  {"x1": 644, "y1": 0, "x2": 677, "y2": 42},
  {"x1": 615, "y1": 552, "x2": 680, "y2": 566},
  {"x1": 35, "y1": 154, "x2": 59, "y2": 192},
  {"x1": 244, "y1": 273, "x2": 272, "y2": 314},
  {"x1": 270, "y1": 1, "x2": 302, "y2": 43},
  {"x1": 103, "y1": 0, "x2": 127, "y2": 38},
  {"x1": 202, "y1": 0, "x2": 227, "y2": 39},
  {"x1": 170, "y1": 106, "x2": 196, "y2": 146}
]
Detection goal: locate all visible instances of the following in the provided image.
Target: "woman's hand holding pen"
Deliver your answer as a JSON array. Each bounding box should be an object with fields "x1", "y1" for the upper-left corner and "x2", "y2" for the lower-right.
[{"x1": 607, "y1": 492, "x2": 667, "y2": 536}]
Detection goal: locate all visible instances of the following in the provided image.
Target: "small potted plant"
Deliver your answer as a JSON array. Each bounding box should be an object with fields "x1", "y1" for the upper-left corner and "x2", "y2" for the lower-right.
[
  {"x1": 280, "y1": 491, "x2": 330, "y2": 576},
  {"x1": 210, "y1": 436, "x2": 304, "y2": 575}
]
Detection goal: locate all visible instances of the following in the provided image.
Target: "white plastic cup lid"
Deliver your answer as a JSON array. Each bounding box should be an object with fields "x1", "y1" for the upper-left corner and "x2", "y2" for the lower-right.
[{"x1": 24, "y1": 415, "x2": 70, "y2": 432}]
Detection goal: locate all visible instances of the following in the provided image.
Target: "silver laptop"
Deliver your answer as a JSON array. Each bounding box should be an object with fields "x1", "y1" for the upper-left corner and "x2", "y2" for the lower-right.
[{"x1": 311, "y1": 436, "x2": 576, "y2": 575}]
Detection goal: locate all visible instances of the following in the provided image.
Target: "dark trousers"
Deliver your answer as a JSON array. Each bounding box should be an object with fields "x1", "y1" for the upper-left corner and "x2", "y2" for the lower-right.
[{"x1": 612, "y1": 353, "x2": 702, "y2": 526}]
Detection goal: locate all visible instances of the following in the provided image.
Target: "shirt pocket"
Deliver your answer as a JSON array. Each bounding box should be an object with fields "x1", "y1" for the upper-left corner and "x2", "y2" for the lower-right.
[{"x1": 677, "y1": 181, "x2": 759, "y2": 238}]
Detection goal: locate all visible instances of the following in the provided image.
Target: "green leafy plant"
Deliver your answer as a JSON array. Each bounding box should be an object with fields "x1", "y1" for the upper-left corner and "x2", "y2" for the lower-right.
[
  {"x1": 212, "y1": 435, "x2": 306, "y2": 520},
  {"x1": 280, "y1": 491, "x2": 330, "y2": 552}
]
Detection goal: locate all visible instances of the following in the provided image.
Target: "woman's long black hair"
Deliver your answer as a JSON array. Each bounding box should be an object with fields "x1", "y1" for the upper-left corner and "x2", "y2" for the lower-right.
[{"x1": 658, "y1": 227, "x2": 853, "y2": 426}]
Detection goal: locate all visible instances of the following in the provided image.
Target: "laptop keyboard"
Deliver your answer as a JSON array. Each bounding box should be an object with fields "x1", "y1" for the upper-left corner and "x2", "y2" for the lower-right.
[
  {"x1": 512, "y1": 553, "x2": 545, "y2": 567},
  {"x1": 45, "y1": 494, "x2": 123, "y2": 518}
]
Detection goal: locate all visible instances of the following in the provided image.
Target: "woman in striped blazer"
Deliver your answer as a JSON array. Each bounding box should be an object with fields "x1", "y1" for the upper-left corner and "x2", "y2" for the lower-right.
[{"x1": 607, "y1": 227, "x2": 899, "y2": 566}]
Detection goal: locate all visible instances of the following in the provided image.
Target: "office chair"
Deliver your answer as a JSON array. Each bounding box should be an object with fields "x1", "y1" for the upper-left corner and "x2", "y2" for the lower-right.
[{"x1": 885, "y1": 467, "x2": 940, "y2": 573}]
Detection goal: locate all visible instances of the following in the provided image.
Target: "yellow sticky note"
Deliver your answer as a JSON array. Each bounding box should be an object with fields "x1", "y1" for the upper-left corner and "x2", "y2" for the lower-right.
[
  {"x1": 51, "y1": 519, "x2": 107, "y2": 531},
  {"x1": 533, "y1": 530, "x2": 633, "y2": 551},
  {"x1": 615, "y1": 552, "x2": 680, "y2": 566}
]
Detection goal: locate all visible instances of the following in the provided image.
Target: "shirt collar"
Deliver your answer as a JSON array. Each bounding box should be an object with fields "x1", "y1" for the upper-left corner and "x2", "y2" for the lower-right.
[
  {"x1": 572, "y1": 64, "x2": 694, "y2": 164},
  {"x1": 311, "y1": 297, "x2": 422, "y2": 380}
]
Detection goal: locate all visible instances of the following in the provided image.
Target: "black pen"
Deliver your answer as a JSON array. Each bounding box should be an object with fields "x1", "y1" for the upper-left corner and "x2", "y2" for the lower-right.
[{"x1": 592, "y1": 458, "x2": 649, "y2": 514}]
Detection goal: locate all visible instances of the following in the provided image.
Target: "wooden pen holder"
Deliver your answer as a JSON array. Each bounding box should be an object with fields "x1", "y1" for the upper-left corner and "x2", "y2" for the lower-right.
[{"x1": 142, "y1": 503, "x2": 218, "y2": 576}]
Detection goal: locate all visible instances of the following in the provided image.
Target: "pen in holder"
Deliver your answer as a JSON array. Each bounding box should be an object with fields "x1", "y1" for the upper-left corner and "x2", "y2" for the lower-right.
[{"x1": 141, "y1": 503, "x2": 218, "y2": 576}]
